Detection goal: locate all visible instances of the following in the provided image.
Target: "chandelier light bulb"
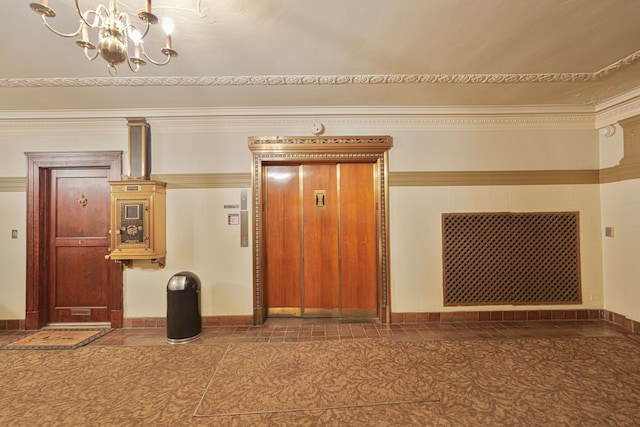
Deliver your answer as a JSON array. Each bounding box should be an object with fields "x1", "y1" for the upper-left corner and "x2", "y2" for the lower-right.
[
  {"x1": 162, "y1": 18, "x2": 174, "y2": 35},
  {"x1": 129, "y1": 28, "x2": 143, "y2": 45},
  {"x1": 162, "y1": 18, "x2": 174, "y2": 49}
]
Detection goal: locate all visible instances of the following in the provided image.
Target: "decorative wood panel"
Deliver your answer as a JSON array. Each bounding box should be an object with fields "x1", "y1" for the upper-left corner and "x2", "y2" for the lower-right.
[{"x1": 442, "y1": 212, "x2": 581, "y2": 306}]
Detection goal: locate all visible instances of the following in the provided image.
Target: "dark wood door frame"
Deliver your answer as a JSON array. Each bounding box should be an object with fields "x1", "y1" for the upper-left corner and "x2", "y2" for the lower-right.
[
  {"x1": 25, "y1": 151, "x2": 123, "y2": 330},
  {"x1": 249, "y1": 136, "x2": 393, "y2": 325}
]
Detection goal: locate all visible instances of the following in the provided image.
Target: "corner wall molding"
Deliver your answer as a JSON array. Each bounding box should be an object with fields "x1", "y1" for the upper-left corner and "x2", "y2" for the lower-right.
[{"x1": 595, "y1": 90, "x2": 640, "y2": 128}]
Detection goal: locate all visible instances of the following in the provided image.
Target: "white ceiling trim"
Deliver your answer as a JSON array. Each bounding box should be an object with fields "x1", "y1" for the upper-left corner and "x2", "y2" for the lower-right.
[
  {"x1": 2, "y1": 49, "x2": 639, "y2": 89},
  {"x1": 0, "y1": 118, "x2": 127, "y2": 136},
  {"x1": 595, "y1": 88, "x2": 640, "y2": 128},
  {"x1": 0, "y1": 105, "x2": 594, "y2": 120},
  {"x1": 147, "y1": 116, "x2": 595, "y2": 133},
  {"x1": 0, "y1": 111, "x2": 595, "y2": 134}
]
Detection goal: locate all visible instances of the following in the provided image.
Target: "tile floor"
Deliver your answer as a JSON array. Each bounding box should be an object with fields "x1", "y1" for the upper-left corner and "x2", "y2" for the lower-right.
[
  {"x1": 2, "y1": 319, "x2": 634, "y2": 347},
  {"x1": 1, "y1": 319, "x2": 637, "y2": 348}
]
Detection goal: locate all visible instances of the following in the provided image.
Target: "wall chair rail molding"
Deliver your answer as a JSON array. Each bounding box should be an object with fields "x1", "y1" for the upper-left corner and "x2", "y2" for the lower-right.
[
  {"x1": 389, "y1": 170, "x2": 599, "y2": 187},
  {"x1": 151, "y1": 173, "x2": 251, "y2": 189},
  {"x1": 0, "y1": 177, "x2": 26, "y2": 192}
]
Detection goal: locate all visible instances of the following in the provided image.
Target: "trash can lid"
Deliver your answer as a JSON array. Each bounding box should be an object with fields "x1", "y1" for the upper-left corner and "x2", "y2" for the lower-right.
[
  {"x1": 167, "y1": 271, "x2": 201, "y2": 291},
  {"x1": 167, "y1": 275, "x2": 187, "y2": 291}
]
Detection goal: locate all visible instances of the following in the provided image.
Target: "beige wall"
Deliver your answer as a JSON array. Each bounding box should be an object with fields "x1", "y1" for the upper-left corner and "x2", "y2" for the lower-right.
[
  {"x1": 390, "y1": 184, "x2": 603, "y2": 313},
  {"x1": 600, "y1": 177, "x2": 640, "y2": 322},
  {"x1": 598, "y1": 121, "x2": 640, "y2": 323},
  {"x1": 0, "y1": 192, "x2": 26, "y2": 319},
  {"x1": 1, "y1": 112, "x2": 633, "y2": 322}
]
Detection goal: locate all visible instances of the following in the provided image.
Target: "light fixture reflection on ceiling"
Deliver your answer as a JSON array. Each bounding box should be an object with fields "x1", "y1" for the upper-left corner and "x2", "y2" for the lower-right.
[{"x1": 29, "y1": 0, "x2": 178, "y2": 76}]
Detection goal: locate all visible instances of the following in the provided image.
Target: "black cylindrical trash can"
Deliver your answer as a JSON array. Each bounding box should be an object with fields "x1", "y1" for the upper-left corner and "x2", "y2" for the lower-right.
[{"x1": 166, "y1": 271, "x2": 202, "y2": 344}]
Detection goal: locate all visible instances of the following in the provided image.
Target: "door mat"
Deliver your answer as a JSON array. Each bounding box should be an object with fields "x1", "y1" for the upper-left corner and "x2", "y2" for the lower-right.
[{"x1": 2, "y1": 329, "x2": 112, "y2": 350}]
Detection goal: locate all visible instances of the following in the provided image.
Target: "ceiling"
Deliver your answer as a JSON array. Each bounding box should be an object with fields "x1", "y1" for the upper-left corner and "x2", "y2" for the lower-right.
[{"x1": 2, "y1": 0, "x2": 640, "y2": 114}]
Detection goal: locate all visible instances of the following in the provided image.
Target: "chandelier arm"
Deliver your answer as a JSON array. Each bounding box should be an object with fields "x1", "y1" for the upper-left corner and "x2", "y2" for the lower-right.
[
  {"x1": 75, "y1": 0, "x2": 100, "y2": 28},
  {"x1": 118, "y1": 12, "x2": 132, "y2": 30},
  {"x1": 139, "y1": 20, "x2": 151, "y2": 40},
  {"x1": 83, "y1": 47, "x2": 101, "y2": 61},
  {"x1": 126, "y1": 57, "x2": 141, "y2": 73},
  {"x1": 139, "y1": 44, "x2": 174, "y2": 66},
  {"x1": 80, "y1": 10, "x2": 102, "y2": 29},
  {"x1": 40, "y1": 14, "x2": 83, "y2": 38}
]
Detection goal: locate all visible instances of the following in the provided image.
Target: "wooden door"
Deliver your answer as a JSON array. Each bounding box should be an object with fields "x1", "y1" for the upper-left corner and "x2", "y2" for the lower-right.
[
  {"x1": 264, "y1": 165, "x2": 302, "y2": 316},
  {"x1": 302, "y1": 164, "x2": 340, "y2": 316},
  {"x1": 264, "y1": 162, "x2": 376, "y2": 318},
  {"x1": 48, "y1": 168, "x2": 113, "y2": 324},
  {"x1": 339, "y1": 163, "x2": 377, "y2": 317}
]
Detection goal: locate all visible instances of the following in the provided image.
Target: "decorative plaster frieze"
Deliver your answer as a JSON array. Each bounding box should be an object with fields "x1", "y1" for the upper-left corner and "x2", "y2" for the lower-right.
[
  {"x1": 2, "y1": 49, "x2": 639, "y2": 89},
  {"x1": 0, "y1": 73, "x2": 591, "y2": 88}
]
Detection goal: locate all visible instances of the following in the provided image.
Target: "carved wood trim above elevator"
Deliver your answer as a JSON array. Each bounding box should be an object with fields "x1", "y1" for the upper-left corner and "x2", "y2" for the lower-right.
[{"x1": 249, "y1": 136, "x2": 393, "y2": 325}]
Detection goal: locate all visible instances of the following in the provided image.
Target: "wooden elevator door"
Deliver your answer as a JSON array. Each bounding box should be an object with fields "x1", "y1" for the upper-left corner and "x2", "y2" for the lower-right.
[{"x1": 264, "y1": 163, "x2": 377, "y2": 318}]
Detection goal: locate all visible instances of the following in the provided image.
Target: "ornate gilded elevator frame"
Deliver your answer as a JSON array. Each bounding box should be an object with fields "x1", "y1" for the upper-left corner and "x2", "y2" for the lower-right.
[{"x1": 249, "y1": 136, "x2": 393, "y2": 325}]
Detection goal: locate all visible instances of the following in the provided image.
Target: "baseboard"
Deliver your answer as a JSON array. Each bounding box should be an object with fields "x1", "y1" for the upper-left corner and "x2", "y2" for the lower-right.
[
  {"x1": 390, "y1": 309, "x2": 602, "y2": 324},
  {"x1": 601, "y1": 309, "x2": 640, "y2": 335},
  {"x1": 0, "y1": 319, "x2": 25, "y2": 330},
  {"x1": 391, "y1": 309, "x2": 640, "y2": 335},
  {"x1": 3, "y1": 311, "x2": 639, "y2": 336},
  {"x1": 122, "y1": 315, "x2": 254, "y2": 328}
]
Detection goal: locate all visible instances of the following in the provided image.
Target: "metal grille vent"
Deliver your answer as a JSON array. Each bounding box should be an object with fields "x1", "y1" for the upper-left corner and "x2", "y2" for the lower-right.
[{"x1": 442, "y1": 212, "x2": 581, "y2": 306}]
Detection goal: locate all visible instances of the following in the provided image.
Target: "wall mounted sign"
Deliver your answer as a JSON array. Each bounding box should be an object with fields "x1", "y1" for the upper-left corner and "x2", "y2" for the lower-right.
[
  {"x1": 228, "y1": 213, "x2": 239, "y2": 225},
  {"x1": 315, "y1": 190, "x2": 326, "y2": 209}
]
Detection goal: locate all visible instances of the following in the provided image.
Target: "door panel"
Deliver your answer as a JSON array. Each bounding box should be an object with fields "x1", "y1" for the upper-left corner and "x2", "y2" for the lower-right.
[
  {"x1": 263, "y1": 162, "x2": 377, "y2": 319},
  {"x1": 339, "y1": 163, "x2": 377, "y2": 315},
  {"x1": 264, "y1": 165, "x2": 302, "y2": 315},
  {"x1": 302, "y1": 165, "x2": 339, "y2": 314},
  {"x1": 49, "y1": 168, "x2": 112, "y2": 323}
]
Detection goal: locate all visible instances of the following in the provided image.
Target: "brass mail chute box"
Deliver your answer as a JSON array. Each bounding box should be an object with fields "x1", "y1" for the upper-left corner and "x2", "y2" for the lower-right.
[{"x1": 106, "y1": 180, "x2": 166, "y2": 267}]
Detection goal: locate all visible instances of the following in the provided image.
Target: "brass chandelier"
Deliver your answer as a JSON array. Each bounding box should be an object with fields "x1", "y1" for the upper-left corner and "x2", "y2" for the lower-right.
[{"x1": 29, "y1": 0, "x2": 178, "y2": 75}]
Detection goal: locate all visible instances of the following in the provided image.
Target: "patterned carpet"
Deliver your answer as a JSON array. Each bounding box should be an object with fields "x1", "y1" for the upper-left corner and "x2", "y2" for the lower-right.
[
  {"x1": 194, "y1": 339, "x2": 437, "y2": 417},
  {"x1": 0, "y1": 336, "x2": 638, "y2": 426}
]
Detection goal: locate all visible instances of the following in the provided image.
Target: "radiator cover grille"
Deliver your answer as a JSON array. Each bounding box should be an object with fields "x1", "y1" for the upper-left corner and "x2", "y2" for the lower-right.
[{"x1": 442, "y1": 212, "x2": 582, "y2": 306}]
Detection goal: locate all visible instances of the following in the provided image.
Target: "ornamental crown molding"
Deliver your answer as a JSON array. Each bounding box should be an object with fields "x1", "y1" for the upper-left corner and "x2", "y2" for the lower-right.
[{"x1": 2, "y1": 49, "x2": 639, "y2": 89}]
